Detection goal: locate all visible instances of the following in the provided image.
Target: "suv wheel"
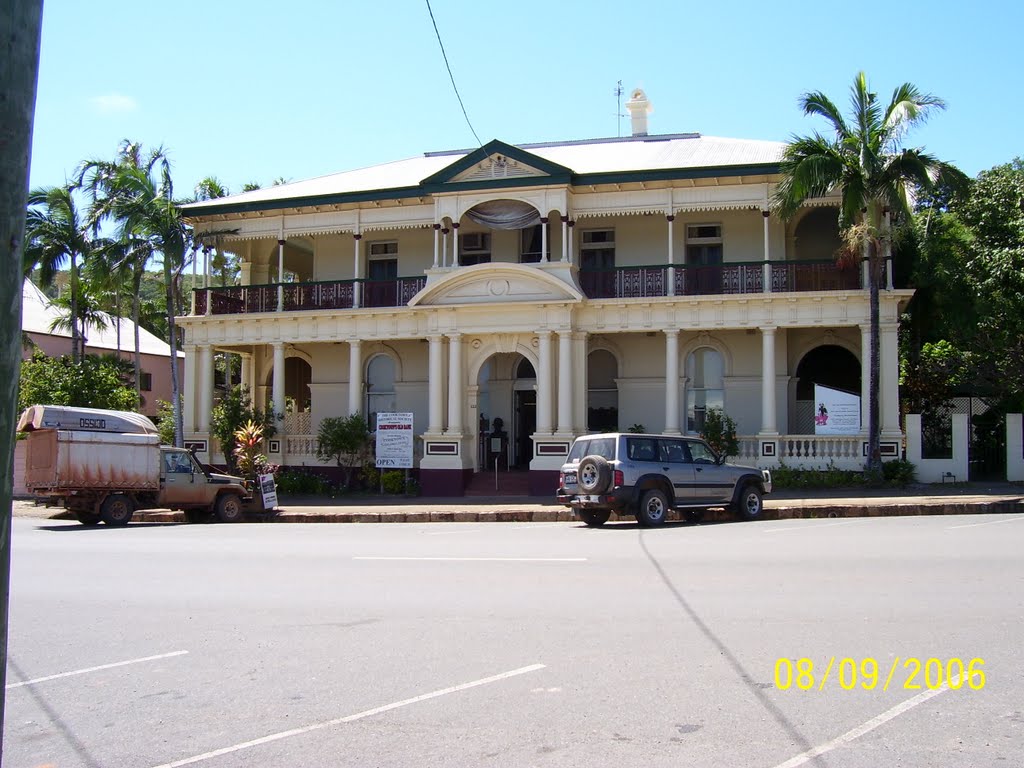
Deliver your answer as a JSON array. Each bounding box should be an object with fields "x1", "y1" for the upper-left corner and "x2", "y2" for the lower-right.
[
  {"x1": 734, "y1": 485, "x2": 763, "y2": 521},
  {"x1": 578, "y1": 455, "x2": 612, "y2": 494},
  {"x1": 577, "y1": 509, "x2": 611, "y2": 528},
  {"x1": 637, "y1": 489, "x2": 669, "y2": 527}
]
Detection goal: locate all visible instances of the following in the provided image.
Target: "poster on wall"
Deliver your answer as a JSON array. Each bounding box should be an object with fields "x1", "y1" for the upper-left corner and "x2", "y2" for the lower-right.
[
  {"x1": 375, "y1": 412, "x2": 415, "y2": 468},
  {"x1": 813, "y1": 384, "x2": 861, "y2": 435}
]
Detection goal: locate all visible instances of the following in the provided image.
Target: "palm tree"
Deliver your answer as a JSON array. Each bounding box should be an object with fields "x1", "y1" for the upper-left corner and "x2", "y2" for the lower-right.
[
  {"x1": 47, "y1": 282, "x2": 109, "y2": 359},
  {"x1": 774, "y1": 72, "x2": 966, "y2": 473},
  {"x1": 80, "y1": 141, "x2": 195, "y2": 445},
  {"x1": 24, "y1": 184, "x2": 92, "y2": 364},
  {"x1": 193, "y1": 177, "x2": 238, "y2": 287}
]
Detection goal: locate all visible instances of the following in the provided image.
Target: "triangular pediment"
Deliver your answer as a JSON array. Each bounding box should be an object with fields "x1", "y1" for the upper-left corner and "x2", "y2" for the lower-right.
[
  {"x1": 420, "y1": 140, "x2": 573, "y2": 189},
  {"x1": 409, "y1": 263, "x2": 582, "y2": 307}
]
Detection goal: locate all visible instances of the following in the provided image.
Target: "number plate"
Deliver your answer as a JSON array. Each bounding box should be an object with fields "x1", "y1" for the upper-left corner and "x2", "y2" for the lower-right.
[{"x1": 564, "y1": 472, "x2": 577, "y2": 485}]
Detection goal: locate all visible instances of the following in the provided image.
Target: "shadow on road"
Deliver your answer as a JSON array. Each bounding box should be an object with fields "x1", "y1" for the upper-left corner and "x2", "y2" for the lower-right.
[
  {"x1": 35, "y1": 522, "x2": 187, "y2": 532},
  {"x1": 637, "y1": 531, "x2": 823, "y2": 763}
]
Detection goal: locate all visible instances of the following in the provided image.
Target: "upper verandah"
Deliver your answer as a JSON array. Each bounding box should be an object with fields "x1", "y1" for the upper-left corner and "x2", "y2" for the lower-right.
[{"x1": 180, "y1": 132, "x2": 789, "y2": 221}]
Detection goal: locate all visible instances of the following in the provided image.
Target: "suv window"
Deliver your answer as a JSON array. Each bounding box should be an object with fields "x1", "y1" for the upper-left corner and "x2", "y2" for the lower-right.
[
  {"x1": 658, "y1": 438, "x2": 690, "y2": 464},
  {"x1": 688, "y1": 440, "x2": 718, "y2": 465},
  {"x1": 568, "y1": 436, "x2": 617, "y2": 462},
  {"x1": 626, "y1": 438, "x2": 658, "y2": 462}
]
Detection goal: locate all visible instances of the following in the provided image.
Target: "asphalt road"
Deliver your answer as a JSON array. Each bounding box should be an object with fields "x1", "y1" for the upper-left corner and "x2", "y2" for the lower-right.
[{"x1": 4, "y1": 513, "x2": 1023, "y2": 768}]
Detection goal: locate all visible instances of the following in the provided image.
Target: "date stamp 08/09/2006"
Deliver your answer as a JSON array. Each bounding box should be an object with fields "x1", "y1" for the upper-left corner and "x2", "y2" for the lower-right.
[{"x1": 774, "y1": 657, "x2": 986, "y2": 692}]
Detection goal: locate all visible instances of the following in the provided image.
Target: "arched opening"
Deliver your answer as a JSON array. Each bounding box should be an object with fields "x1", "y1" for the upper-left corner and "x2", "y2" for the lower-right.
[
  {"x1": 477, "y1": 352, "x2": 535, "y2": 469},
  {"x1": 460, "y1": 199, "x2": 542, "y2": 266},
  {"x1": 791, "y1": 345, "x2": 861, "y2": 434},
  {"x1": 793, "y1": 207, "x2": 842, "y2": 261},
  {"x1": 365, "y1": 354, "x2": 396, "y2": 430},
  {"x1": 588, "y1": 349, "x2": 618, "y2": 431},
  {"x1": 686, "y1": 347, "x2": 724, "y2": 433}
]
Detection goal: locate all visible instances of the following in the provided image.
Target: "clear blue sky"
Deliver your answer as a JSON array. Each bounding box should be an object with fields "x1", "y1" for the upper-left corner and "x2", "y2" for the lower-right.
[{"x1": 29, "y1": 0, "x2": 1020, "y2": 197}]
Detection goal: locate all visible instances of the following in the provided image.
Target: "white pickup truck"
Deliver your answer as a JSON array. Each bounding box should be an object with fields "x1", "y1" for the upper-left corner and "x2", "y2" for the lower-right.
[{"x1": 18, "y1": 405, "x2": 256, "y2": 525}]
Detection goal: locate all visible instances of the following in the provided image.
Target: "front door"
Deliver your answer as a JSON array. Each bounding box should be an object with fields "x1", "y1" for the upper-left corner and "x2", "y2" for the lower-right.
[
  {"x1": 366, "y1": 258, "x2": 398, "y2": 307},
  {"x1": 514, "y1": 389, "x2": 536, "y2": 468}
]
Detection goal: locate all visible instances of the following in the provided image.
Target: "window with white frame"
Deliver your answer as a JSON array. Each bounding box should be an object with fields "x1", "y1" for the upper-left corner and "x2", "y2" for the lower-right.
[
  {"x1": 686, "y1": 224, "x2": 723, "y2": 266},
  {"x1": 459, "y1": 232, "x2": 491, "y2": 266},
  {"x1": 365, "y1": 354, "x2": 396, "y2": 431},
  {"x1": 520, "y1": 224, "x2": 543, "y2": 263},
  {"x1": 686, "y1": 347, "x2": 724, "y2": 433},
  {"x1": 580, "y1": 229, "x2": 615, "y2": 269}
]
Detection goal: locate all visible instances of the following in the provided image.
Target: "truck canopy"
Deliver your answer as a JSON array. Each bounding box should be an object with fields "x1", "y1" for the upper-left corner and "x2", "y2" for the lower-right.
[{"x1": 18, "y1": 405, "x2": 158, "y2": 435}]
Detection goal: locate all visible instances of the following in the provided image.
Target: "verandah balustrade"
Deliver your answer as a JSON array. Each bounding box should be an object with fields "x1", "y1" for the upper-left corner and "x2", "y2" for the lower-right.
[{"x1": 192, "y1": 259, "x2": 878, "y2": 315}]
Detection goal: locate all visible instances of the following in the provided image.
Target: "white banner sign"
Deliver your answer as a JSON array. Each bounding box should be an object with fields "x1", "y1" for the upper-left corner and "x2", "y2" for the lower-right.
[
  {"x1": 813, "y1": 384, "x2": 861, "y2": 435},
  {"x1": 258, "y1": 473, "x2": 278, "y2": 509},
  {"x1": 375, "y1": 412, "x2": 414, "y2": 468}
]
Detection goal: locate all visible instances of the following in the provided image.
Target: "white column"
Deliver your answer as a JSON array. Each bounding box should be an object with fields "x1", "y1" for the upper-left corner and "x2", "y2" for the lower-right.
[
  {"x1": 441, "y1": 227, "x2": 449, "y2": 268},
  {"x1": 432, "y1": 224, "x2": 440, "y2": 268},
  {"x1": 762, "y1": 210, "x2": 771, "y2": 293},
  {"x1": 573, "y1": 332, "x2": 588, "y2": 432},
  {"x1": 347, "y1": 340, "x2": 362, "y2": 416},
  {"x1": 451, "y1": 222, "x2": 460, "y2": 267},
  {"x1": 861, "y1": 324, "x2": 871, "y2": 432},
  {"x1": 352, "y1": 233, "x2": 362, "y2": 308},
  {"x1": 540, "y1": 217, "x2": 549, "y2": 263},
  {"x1": 536, "y1": 331, "x2": 553, "y2": 433},
  {"x1": 276, "y1": 238, "x2": 285, "y2": 311},
  {"x1": 183, "y1": 344, "x2": 197, "y2": 432},
  {"x1": 760, "y1": 327, "x2": 777, "y2": 433},
  {"x1": 880, "y1": 323, "x2": 901, "y2": 434},
  {"x1": 197, "y1": 345, "x2": 214, "y2": 433},
  {"x1": 272, "y1": 342, "x2": 286, "y2": 421},
  {"x1": 239, "y1": 352, "x2": 252, "y2": 394},
  {"x1": 427, "y1": 335, "x2": 444, "y2": 433},
  {"x1": 664, "y1": 329, "x2": 680, "y2": 434},
  {"x1": 567, "y1": 220, "x2": 575, "y2": 265},
  {"x1": 667, "y1": 214, "x2": 676, "y2": 296},
  {"x1": 557, "y1": 331, "x2": 573, "y2": 433},
  {"x1": 560, "y1": 216, "x2": 568, "y2": 263},
  {"x1": 447, "y1": 333, "x2": 464, "y2": 434}
]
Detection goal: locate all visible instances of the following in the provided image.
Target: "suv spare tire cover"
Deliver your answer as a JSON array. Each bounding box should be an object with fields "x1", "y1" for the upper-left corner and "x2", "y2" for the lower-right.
[{"x1": 578, "y1": 455, "x2": 612, "y2": 494}]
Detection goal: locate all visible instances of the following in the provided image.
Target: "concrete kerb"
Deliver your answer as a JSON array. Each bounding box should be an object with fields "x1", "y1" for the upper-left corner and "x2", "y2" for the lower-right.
[{"x1": 19, "y1": 491, "x2": 1024, "y2": 524}]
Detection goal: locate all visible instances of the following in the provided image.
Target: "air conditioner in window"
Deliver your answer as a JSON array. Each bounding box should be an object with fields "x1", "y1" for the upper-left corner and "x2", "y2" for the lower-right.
[{"x1": 461, "y1": 232, "x2": 489, "y2": 251}]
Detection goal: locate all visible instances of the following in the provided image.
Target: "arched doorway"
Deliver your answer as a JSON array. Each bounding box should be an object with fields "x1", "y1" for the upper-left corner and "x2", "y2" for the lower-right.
[
  {"x1": 476, "y1": 352, "x2": 535, "y2": 469},
  {"x1": 792, "y1": 345, "x2": 861, "y2": 434}
]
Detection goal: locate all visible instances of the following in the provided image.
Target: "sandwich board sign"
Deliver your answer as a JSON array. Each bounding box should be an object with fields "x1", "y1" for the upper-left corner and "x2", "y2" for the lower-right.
[
  {"x1": 375, "y1": 412, "x2": 414, "y2": 468},
  {"x1": 813, "y1": 384, "x2": 861, "y2": 435}
]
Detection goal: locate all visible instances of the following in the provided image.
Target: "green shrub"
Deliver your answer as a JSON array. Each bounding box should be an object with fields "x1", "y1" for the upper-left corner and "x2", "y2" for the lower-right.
[
  {"x1": 700, "y1": 407, "x2": 739, "y2": 457},
  {"x1": 361, "y1": 467, "x2": 380, "y2": 489},
  {"x1": 404, "y1": 476, "x2": 420, "y2": 496},
  {"x1": 770, "y1": 461, "x2": 867, "y2": 489},
  {"x1": 882, "y1": 459, "x2": 916, "y2": 486},
  {"x1": 275, "y1": 469, "x2": 333, "y2": 495},
  {"x1": 381, "y1": 470, "x2": 405, "y2": 495}
]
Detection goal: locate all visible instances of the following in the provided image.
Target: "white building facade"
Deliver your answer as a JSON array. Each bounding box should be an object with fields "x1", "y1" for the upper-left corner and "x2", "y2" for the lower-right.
[{"x1": 180, "y1": 94, "x2": 909, "y2": 495}]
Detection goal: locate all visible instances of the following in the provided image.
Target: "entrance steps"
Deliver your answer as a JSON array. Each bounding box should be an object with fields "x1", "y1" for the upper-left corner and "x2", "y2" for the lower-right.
[{"x1": 464, "y1": 469, "x2": 532, "y2": 497}]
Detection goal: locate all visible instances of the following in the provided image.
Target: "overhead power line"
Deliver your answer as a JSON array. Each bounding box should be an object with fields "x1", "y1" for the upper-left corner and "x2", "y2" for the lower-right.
[{"x1": 424, "y1": 0, "x2": 482, "y2": 147}]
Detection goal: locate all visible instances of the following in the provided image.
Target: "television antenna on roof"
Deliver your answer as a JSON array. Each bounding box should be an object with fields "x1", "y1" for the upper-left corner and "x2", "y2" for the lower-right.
[{"x1": 615, "y1": 80, "x2": 625, "y2": 137}]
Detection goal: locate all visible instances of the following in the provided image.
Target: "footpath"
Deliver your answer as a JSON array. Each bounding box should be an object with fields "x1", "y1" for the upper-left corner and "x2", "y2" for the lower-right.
[{"x1": 13, "y1": 482, "x2": 1024, "y2": 524}]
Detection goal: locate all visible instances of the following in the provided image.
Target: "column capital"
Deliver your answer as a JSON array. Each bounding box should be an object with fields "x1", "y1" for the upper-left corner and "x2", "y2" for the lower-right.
[
  {"x1": 663, "y1": 328, "x2": 680, "y2": 338},
  {"x1": 762, "y1": 209, "x2": 771, "y2": 218},
  {"x1": 433, "y1": 223, "x2": 442, "y2": 230},
  {"x1": 348, "y1": 338, "x2": 362, "y2": 348},
  {"x1": 666, "y1": 214, "x2": 675, "y2": 222},
  {"x1": 535, "y1": 329, "x2": 553, "y2": 339},
  {"x1": 451, "y1": 222, "x2": 460, "y2": 229},
  {"x1": 441, "y1": 227, "x2": 450, "y2": 235},
  {"x1": 567, "y1": 219, "x2": 576, "y2": 228},
  {"x1": 184, "y1": 343, "x2": 197, "y2": 354},
  {"x1": 446, "y1": 332, "x2": 463, "y2": 342},
  {"x1": 759, "y1": 325, "x2": 777, "y2": 335},
  {"x1": 271, "y1": 340, "x2": 285, "y2": 350},
  {"x1": 560, "y1": 215, "x2": 569, "y2": 223},
  {"x1": 277, "y1": 239, "x2": 286, "y2": 246},
  {"x1": 353, "y1": 233, "x2": 362, "y2": 241},
  {"x1": 540, "y1": 216, "x2": 549, "y2": 224}
]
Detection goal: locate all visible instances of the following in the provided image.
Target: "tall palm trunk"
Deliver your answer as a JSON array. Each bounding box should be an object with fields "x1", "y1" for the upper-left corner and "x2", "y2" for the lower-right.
[
  {"x1": 132, "y1": 263, "x2": 143, "y2": 402},
  {"x1": 866, "y1": 203, "x2": 883, "y2": 474},
  {"x1": 0, "y1": 0, "x2": 44, "y2": 743},
  {"x1": 166, "y1": 258, "x2": 183, "y2": 446},
  {"x1": 70, "y1": 253, "x2": 80, "y2": 364}
]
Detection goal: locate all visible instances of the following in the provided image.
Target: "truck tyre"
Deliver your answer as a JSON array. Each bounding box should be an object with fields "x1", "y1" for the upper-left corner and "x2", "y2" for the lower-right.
[
  {"x1": 100, "y1": 494, "x2": 134, "y2": 527},
  {"x1": 215, "y1": 493, "x2": 245, "y2": 523},
  {"x1": 636, "y1": 489, "x2": 669, "y2": 527},
  {"x1": 577, "y1": 509, "x2": 611, "y2": 528},
  {"x1": 733, "y1": 484, "x2": 763, "y2": 521},
  {"x1": 578, "y1": 455, "x2": 612, "y2": 494},
  {"x1": 75, "y1": 511, "x2": 101, "y2": 526}
]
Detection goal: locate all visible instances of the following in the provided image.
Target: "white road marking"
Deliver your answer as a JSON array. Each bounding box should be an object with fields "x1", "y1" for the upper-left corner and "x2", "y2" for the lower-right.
[
  {"x1": 6, "y1": 650, "x2": 189, "y2": 689},
  {"x1": 947, "y1": 515, "x2": 1024, "y2": 530},
  {"x1": 762, "y1": 520, "x2": 861, "y2": 533},
  {"x1": 354, "y1": 556, "x2": 586, "y2": 562},
  {"x1": 771, "y1": 674, "x2": 961, "y2": 768},
  {"x1": 149, "y1": 663, "x2": 546, "y2": 768}
]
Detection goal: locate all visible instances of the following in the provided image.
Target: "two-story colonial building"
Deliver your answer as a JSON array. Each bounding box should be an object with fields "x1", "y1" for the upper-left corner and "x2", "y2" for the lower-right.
[{"x1": 180, "y1": 90, "x2": 909, "y2": 495}]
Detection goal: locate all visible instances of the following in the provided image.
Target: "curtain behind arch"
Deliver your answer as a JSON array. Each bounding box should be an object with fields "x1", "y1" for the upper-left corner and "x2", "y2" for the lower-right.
[{"x1": 464, "y1": 200, "x2": 540, "y2": 230}]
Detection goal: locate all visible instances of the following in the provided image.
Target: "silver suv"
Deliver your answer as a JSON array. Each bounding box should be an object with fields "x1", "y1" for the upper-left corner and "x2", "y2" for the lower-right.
[{"x1": 556, "y1": 432, "x2": 772, "y2": 527}]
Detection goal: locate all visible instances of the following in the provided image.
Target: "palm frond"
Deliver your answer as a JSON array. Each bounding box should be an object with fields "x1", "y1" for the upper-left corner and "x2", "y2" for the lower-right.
[{"x1": 799, "y1": 90, "x2": 850, "y2": 138}]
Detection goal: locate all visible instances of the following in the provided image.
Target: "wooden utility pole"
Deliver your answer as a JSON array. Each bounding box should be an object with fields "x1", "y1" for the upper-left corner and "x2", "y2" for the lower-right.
[{"x1": 0, "y1": 1, "x2": 44, "y2": 760}]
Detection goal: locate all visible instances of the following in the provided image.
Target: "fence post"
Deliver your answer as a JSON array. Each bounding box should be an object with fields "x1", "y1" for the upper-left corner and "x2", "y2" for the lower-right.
[{"x1": 1007, "y1": 414, "x2": 1024, "y2": 482}]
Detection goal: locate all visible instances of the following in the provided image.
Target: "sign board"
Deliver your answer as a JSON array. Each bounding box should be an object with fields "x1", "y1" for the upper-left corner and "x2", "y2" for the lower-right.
[
  {"x1": 258, "y1": 473, "x2": 278, "y2": 509},
  {"x1": 375, "y1": 412, "x2": 414, "y2": 468},
  {"x1": 813, "y1": 384, "x2": 861, "y2": 435}
]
